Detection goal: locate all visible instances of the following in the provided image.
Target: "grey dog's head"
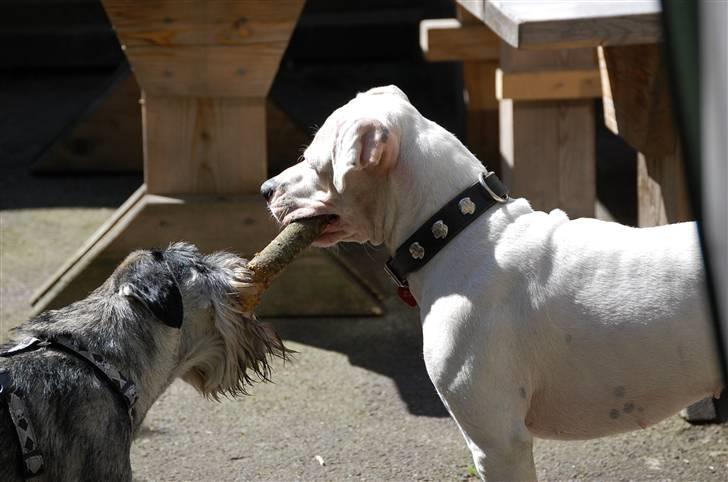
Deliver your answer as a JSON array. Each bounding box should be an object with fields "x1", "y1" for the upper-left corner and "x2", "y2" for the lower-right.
[
  {"x1": 115, "y1": 242, "x2": 288, "y2": 399},
  {"x1": 24, "y1": 242, "x2": 286, "y2": 400}
]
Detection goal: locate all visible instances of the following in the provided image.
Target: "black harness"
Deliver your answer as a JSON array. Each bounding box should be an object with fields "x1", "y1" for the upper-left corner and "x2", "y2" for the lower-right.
[
  {"x1": 385, "y1": 171, "x2": 509, "y2": 301},
  {"x1": 0, "y1": 336, "x2": 139, "y2": 479}
]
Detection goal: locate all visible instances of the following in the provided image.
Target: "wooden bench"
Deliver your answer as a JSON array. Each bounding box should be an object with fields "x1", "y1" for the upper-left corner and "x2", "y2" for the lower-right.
[
  {"x1": 32, "y1": 0, "x2": 382, "y2": 317},
  {"x1": 458, "y1": 0, "x2": 688, "y2": 227},
  {"x1": 422, "y1": 4, "x2": 602, "y2": 219}
]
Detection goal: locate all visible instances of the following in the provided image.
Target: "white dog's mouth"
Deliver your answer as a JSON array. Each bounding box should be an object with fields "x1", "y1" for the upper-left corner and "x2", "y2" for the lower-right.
[
  {"x1": 278, "y1": 210, "x2": 338, "y2": 227},
  {"x1": 268, "y1": 200, "x2": 345, "y2": 246},
  {"x1": 281, "y1": 212, "x2": 347, "y2": 247}
]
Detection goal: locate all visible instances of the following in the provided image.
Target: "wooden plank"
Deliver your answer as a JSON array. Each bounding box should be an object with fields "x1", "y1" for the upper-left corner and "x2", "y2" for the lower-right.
[
  {"x1": 637, "y1": 147, "x2": 692, "y2": 227},
  {"x1": 498, "y1": 43, "x2": 596, "y2": 218},
  {"x1": 557, "y1": 100, "x2": 597, "y2": 218},
  {"x1": 30, "y1": 191, "x2": 274, "y2": 301},
  {"x1": 419, "y1": 18, "x2": 499, "y2": 62},
  {"x1": 465, "y1": 107, "x2": 500, "y2": 168},
  {"x1": 143, "y1": 95, "x2": 267, "y2": 195},
  {"x1": 102, "y1": 1, "x2": 303, "y2": 96},
  {"x1": 600, "y1": 43, "x2": 690, "y2": 226},
  {"x1": 457, "y1": 0, "x2": 662, "y2": 49},
  {"x1": 598, "y1": 45, "x2": 618, "y2": 133},
  {"x1": 102, "y1": 0, "x2": 304, "y2": 47},
  {"x1": 457, "y1": 0, "x2": 486, "y2": 23},
  {"x1": 457, "y1": 5, "x2": 500, "y2": 168},
  {"x1": 499, "y1": 43, "x2": 597, "y2": 72},
  {"x1": 599, "y1": 44, "x2": 677, "y2": 158},
  {"x1": 123, "y1": 43, "x2": 285, "y2": 97},
  {"x1": 500, "y1": 99, "x2": 595, "y2": 218},
  {"x1": 463, "y1": 61, "x2": 498, "y2": 110},
  {"x1": 31, "y1": 192, "x2": 382, "y2": 317},
  {"x1": 496, "y1": 68, "x2": 602, "y2": 101},
  {"x1": 267, "y1": 100, "x2": 311, "y2": 176},
  {"x1": 463, "y1": 61, "x2": 499, "y2": 165},
  {"x1": 34, "y1": 94, "x2": 308, "y2": 176},
  {"x1": 34, "y1": 74, "x2": 142, "y2": 173}
]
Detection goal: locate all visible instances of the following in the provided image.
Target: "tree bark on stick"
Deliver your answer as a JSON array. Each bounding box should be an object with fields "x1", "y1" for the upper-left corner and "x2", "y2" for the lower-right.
[{"x1": 238, "y1": 216, "x2": 329, "y2": 311}]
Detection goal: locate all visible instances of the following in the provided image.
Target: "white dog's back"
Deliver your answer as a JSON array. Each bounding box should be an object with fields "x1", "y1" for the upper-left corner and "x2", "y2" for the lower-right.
[{"x1": 481, "y1": 203, "x2": 720, "y2": 439}]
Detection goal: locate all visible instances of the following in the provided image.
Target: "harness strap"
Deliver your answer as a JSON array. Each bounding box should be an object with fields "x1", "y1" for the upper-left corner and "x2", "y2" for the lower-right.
[
  {"x1": 51, "y1": 336, "x2": 138, "y2": 416},
  {"x1": 7, "y1": 392, "x2": 44, "y2": 478},
  {"x1": 0, "y1": 336, "x2": 139, "y2": 480},
  {"x1": 0, "y1": 366, "x2": 44, "y2": 479},
  {"x1": 1, "y1": 336, "x2": 138, "y2": 418}
]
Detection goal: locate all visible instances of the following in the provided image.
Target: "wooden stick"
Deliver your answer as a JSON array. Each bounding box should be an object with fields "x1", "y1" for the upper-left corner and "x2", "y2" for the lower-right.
[{"x1": 238, "y1": 216, "x2": 330, "y2": 311}]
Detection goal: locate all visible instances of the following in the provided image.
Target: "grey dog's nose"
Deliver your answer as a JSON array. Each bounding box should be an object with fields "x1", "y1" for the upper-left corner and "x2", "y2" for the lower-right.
[{"x1": 260, "y1": 178, "x2": 278, "y2": 201}]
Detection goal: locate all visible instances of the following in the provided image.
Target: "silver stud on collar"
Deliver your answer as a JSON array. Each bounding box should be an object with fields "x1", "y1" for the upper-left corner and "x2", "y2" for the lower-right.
[
  {"x1": 459, "y1": 197, "x2": 476, "y2": 215},
  {"x1": 409, "y1": 242, "x2": 425, "y2": 259},
  {"x1": 431, "y1": 220, "x2": 448, "y2": 239}
]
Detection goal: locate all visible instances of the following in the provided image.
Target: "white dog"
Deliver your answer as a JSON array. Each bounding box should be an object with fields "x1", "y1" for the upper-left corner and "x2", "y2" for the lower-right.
[{"x1": 260, "y1": 85, "x2": 724, "y2": 480}]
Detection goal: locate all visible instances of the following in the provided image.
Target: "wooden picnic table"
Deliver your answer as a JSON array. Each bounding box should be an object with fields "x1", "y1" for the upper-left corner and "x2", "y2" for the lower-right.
[
  {"x1": 423, "y1": 0, "x2": 688, "y2": 226},
  {"x1": 32, "y1": 0, "x2": 381, "y2": 317}
]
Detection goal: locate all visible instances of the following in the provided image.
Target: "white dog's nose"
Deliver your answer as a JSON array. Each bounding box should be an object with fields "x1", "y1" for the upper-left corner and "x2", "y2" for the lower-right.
[{"x1": 260, "y1": 178, "x2": 278, "y2": 202}]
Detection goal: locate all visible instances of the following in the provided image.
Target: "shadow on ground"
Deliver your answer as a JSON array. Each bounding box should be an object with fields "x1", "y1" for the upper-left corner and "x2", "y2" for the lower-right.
[{"x1": 270, "y1": 298, "x2": 449, "y2": 418}]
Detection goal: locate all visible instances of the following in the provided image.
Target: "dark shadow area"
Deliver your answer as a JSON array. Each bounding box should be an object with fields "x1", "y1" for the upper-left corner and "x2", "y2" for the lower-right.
[
  {"x1": 269, "y1": 297, "x2": 450, "y2": 418},
  {"x1": 0, "y1": 69, "x2": 142, "y2": 210},
  {"x1": 0, "y1": 166, "x2": 140, "y2": 210},
  {"x1": 595, "y1": 101, "x2": 638, "y2": 226},
  {"x1": 0, "y1": 0, "x2": 140, "y2": 210}
]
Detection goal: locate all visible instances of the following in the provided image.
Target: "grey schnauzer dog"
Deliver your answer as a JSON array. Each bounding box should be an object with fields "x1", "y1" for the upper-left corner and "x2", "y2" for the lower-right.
[{"x1": 0, "y1": 242, "x2": 286, "y2": 481}]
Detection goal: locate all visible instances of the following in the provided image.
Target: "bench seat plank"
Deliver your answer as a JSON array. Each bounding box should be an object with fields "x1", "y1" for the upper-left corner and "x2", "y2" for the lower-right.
[{"x1": 457, "y1": 0, "x2": 661, "y2": 49}]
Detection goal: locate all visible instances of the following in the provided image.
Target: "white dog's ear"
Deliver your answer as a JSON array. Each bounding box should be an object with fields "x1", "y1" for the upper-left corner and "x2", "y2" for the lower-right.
[{"x1": 333, "y1": 118, "x2": 399, "y2": 191}]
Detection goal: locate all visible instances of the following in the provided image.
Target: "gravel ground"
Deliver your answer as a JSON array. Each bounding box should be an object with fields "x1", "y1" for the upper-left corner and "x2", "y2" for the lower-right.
[{"x1": 2, "y1": 175, "x2": 727, "y2": 481}]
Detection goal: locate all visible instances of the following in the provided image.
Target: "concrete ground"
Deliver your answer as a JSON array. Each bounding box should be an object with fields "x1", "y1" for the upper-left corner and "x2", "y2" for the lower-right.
[{"x1": 2, "y1": 165, "x2": 727, "y2": 482}]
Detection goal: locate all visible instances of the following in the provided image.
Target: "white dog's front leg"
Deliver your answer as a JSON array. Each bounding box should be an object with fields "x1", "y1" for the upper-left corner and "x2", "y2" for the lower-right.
[
  {"x1": 423, "y1": 304, "x2": 537, "y2": 480},
  {"x1": 446, "y1": 410, "x2": 536, "y2": 482},
  {"x1": 464, "y1": 433, "x2": 536, "y2": 482},
  {"x1": 430, "y1": 367, "x2": 537, "y2": 481}
]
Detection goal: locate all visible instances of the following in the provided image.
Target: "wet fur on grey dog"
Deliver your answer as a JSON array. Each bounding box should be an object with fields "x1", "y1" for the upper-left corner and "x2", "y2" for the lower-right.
[{"x1": 0, "y1": 242, "x2": 286, "y2": 481}]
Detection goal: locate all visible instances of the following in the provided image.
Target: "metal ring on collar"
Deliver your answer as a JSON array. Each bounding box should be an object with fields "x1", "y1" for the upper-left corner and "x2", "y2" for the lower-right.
[{"x1": 478, "y1": 171, "x2": 508, "y2": 203}]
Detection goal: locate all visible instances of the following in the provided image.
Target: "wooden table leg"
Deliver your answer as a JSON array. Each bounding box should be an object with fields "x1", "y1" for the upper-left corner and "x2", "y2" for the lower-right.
[
  {"x1": 599, "y1": 44, "x2": 692, "y2": 227},
  {"x1": 32, "y1": 0, "x2": 382, "y2": 317},
  {"x1": 498, "y1": 45, "x2": 600, "y2": 218},
  {"x1": 419, "y1": 8, "x2": 500, "y2": 169},
  {"x1": 458, "y1": 6, "x2": 500, "y2": 170},
  {"x1": 142, "y1": 96, "x2": 267, "y2": 194}
]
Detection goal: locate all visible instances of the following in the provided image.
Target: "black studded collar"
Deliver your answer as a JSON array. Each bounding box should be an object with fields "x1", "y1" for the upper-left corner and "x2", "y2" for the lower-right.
[{"x1": 385, "y1": 171, "x2": 509, "y2": 289}]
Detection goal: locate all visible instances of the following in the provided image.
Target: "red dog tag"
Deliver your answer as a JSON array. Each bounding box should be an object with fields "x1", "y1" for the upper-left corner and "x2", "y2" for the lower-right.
[{"x1": 397, "y1": 287, "x2": 418, "y2": 307}]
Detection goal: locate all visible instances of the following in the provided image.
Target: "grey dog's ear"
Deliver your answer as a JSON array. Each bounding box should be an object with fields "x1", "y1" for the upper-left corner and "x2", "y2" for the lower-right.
[
  {"x1": 119, "y1": 252, "x2": 184, "y2": 328},
  {"x1": 333, "y1": 118, "x2": 399, "y2": 191}
]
